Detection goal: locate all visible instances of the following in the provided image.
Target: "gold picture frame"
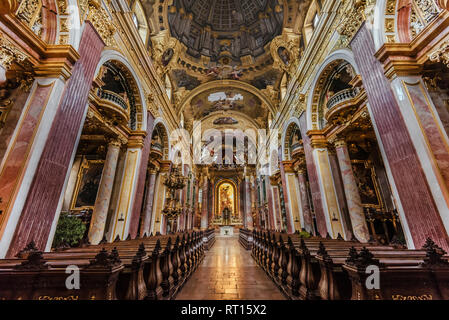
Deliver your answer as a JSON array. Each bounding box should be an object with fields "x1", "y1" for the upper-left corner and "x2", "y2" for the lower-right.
[{"x1": 70, "y1": 157, "x2": 105, "y2": 211}]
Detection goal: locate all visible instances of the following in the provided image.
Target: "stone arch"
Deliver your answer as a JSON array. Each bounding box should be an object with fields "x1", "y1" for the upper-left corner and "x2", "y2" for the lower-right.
[
  {"x1": 177, "y1": 80, "x2": 276, "y2": 117},
  {"x1": 94, "y1": 50, "x2": 147, "y2": 131},
  {"x1": 306, "y1": 49, "x2": 359, "y2": 131},
  {"x1": 152, "y1": 117, "x2": 170, "y2": 160},
  {"x1": 281, "y1": 117, "x2": 302, "y2": 161}
]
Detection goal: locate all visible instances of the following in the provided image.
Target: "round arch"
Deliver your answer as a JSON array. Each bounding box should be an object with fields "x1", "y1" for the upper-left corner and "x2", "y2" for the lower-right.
[
  {"x1": 177, "y1": 80, "x2": 277, "y2": 117},
  {"x1": 153, "y1": 117, "x2": 171, "y2": 160},
  {"x1": 306, "y1": 49, "x2": 359, "y2": 131},
  {"x1": 281, "y1": 117, "x2": 302, "y2": 161},
  {"x1": 94, "y1": 50, "x2": 148, "y2": 132}
]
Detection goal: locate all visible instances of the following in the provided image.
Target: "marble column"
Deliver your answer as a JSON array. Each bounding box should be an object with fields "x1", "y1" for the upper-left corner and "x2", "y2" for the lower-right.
[
  {"x1": 6, "y1": 23, "x2": 104, "y2": 257},
  {"x1": 88, "y1": 139, "x2": 122, "y2": 244},
  {"x1": 309, "y1": 131, "x2": 345, "y2": 238},
  {"x1": 334, "y1": 139, "x2": 370, "y2": 243},
  {"x1": 296, "y1": 167, "x2": 314, "y2": 234},
  {"x1": 245, "y1": 174, "x2": 254, "y2": 229},
  {"x1": 201, "y1": 174, "x2": 209, "y2": 230},
  {"x1": 139, "y1": 167, "x2": 158, "y2": 237},
  {"x1": 352, "y1": 23, "x2": 449, "y2": 250},
  {"x1": 110, "y1": 138, "x2": 143, "y2": 241}
]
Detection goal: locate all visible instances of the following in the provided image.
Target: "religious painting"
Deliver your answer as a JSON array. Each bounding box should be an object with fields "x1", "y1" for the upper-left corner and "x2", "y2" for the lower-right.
[
  {"x1": 278, "y1": 47, "x2": 290, "y2": 65},
  {"x1": 352, "y1": 160, "x2": 381, "y2": 207},
  {"x1": 217, "y1": 182, "x2": 236, "y2": 218},
  {"x1": 162, "y1": 48, "x2": 174, "y2": 66},
  {"x1": 290, "y1": 129, "x2": 303, "y2": 148},
  {"x1": 213, "y1": 117, "x2": 238, "y2": 125},
  {"x1": 71, "y1": 158, "x2": 104, "y2": 210}
]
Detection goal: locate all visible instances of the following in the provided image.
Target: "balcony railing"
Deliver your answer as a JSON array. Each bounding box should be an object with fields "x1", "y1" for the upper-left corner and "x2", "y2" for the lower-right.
[
  {"x1": 326, "y1": 87, "x2": 361, "y2": 110},
  {"x1": 97, "y1": 89, "x2": 128, "y2": 112}
]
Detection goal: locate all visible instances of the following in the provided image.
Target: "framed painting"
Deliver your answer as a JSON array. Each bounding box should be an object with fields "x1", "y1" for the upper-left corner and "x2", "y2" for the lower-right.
[{"x1": 70, "y1": 158, "x2": 104, "y2": 211}]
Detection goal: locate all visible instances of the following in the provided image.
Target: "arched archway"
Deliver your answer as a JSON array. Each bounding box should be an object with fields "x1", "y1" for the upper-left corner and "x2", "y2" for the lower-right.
[
  {"x1": 94, "y1": 50, "x2": 148, "y2": 131},
  {"x1": 281, "y1": 117, "x2": 302, "y2": 161},
  {"x1": 152, "y1": 120, "x2": 170, "y2": 160},
  {"x1": 306, "y1": 49, "x2": 359, "y2": 131}
]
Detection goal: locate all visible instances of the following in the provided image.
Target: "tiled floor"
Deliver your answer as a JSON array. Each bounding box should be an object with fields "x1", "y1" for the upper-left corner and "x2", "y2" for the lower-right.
[{"x1": 176, "y1": 233, "x2": 286, "y2": 300}]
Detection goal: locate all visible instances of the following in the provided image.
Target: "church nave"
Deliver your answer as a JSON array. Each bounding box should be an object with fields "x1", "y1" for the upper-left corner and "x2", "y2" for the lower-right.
[{"x1": 176, "y1": 232, "x2": 285, "y2": 301}]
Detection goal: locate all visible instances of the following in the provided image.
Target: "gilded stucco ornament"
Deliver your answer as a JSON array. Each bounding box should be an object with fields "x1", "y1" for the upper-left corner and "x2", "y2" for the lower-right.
[
  {"x1": 429, "y1": 40, "x2": 449, "y2": 66},
  {"x1": 146, "y1": 91, "x2": 160, "y2": 118},
  {"x1": 270, "y1": 32, "x2": 300, "y2": 75},
  {"x1": 337, "y1": 0, "x2": 373, "y2": 41},
  {"x1": 150, "y1": 30, "x2": 182, "y2": 76},
  {"x1": 0, "y1": 36, "x2": 28, "y2": 70},
  {"x1": 81, "y1": 0, "x2": 116, "y2": 46}
]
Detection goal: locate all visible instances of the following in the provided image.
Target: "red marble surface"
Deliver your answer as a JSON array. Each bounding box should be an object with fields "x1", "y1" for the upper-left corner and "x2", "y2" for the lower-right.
[
  {"x1": 397, "y1": 0, "x2": 412, "y2": 43},
  {"x1": 0, "y1": 84, "x2": 52, "y2": 239},
  {"x1": 351, "y1": 23, "x2": 449, "y2": 250},
  {"x1": 41, "y1": 0, "x2": 57, "y2": 44},
  {"x1": 265, "y1": 175, "x2": 275, "y2": 230},
  {"x1": 7, "y1": 23, "x2": 104, "y2": 257},
  {"x1": 299, "y1": 114, "x2": 327, "y2": 236},
  {"x1": 272, "y1": 186, "x2": 282, "y2": 231},
  {"x1": 128, "y1": 113, "x2": 155, "y2": 239},
  {"x1": 328, "y1": 152, "x2": 353, "y2": 238},
  {"x1": 0, "y1": 86, "x2": 29, "y2": 162},
  {"x1": 406, "y1": 82, "x2": 449, "y2": 189},
  {"x1": 279, "y1": 161, "x2": 294, "y2": 233}
]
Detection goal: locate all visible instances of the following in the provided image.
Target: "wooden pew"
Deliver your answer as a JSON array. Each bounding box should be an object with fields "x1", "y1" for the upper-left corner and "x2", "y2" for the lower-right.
[
  {"x1": 247, "y1": 230, "x2": 449, "y2": 300},
  {"x1": 0, "y1": 230, "x2": 207, "y2": 300}
]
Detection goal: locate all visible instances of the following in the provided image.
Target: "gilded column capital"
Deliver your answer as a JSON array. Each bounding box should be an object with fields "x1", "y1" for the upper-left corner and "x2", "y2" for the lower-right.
[
  {"x1": 107, "y1": 138, "x2": 122, "y2": 148},
  {"x1": 127, "y1": 131, "x2": 146, "y2": 149},
  {"x1": 334, "y1": 138, "x2": 347, "y2": 149},
  {"x1": 307, "y1": 130, "x2": 328, "y2": 149},
  {"x1": 429, "y1": 40, "x2": 449, "y2": 66},
  {"x1": 0, "y1": 36, "x2": 28, "y2": 70}
]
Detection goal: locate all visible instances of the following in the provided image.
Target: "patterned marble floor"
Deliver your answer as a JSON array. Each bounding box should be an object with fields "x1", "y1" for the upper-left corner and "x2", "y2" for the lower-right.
[{"x1": 176, "y1": 232, "x2": 286, "y2": 300}]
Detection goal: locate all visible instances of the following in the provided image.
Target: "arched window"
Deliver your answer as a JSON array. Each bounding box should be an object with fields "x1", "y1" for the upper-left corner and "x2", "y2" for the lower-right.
[
  {"x1": 165, "y1": 74, "x2": 172, "y2": 101},
  {"x1": 303, "y1": 0, "x2": 320, "y2": 46},
  {"x1": 132, "y1": 1, "x2": 149, "y2": 44},
  {"x1": 280, "y1": 73, "x2": 288, "y2": 101}
]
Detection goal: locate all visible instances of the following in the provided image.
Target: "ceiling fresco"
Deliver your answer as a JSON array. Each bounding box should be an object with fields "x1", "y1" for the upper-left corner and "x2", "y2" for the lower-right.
[
  {"x1": 184, "y1": 87, "x2": 269, "y2": 129},
  {"x1": 168, "y1": 0, "x2": 284, "y2": 64}
]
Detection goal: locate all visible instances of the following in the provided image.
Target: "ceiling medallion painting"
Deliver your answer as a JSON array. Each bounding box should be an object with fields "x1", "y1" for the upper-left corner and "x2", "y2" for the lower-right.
[{"x1": 168, "y1": 0, "x2": 284, "y2": 65}]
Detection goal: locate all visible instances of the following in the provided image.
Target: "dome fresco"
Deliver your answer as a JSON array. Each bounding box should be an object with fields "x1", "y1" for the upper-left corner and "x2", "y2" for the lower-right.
[{"x1": 168, "y1": 0, "x2": 284, "y2": 63}]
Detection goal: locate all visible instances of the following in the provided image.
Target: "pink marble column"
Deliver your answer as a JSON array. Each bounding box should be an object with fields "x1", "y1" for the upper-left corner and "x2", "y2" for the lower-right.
[
  {"x1": 128, "y1": 113, "x2": 154, "y2": 239},
  {"x1": 334, "y1": 139, "x2": 370, "y2": 242},
  {"x1": 245, "y1": 175, "x2": 254, "y2": 229},
  {"x1": 296, "y1": 168, "x2": 313, "y2": 234},
  {"x1": 352, "y1": 23, "x2": 449, "y2": 250},
  {"x1": 7, "y1": 23, "x2": 104, "y2": 257},
  {"x1": 201, "y1": 175, "x2": 209, "y2": 229},
  {"x1": 139, "y1": 169, "x2": 158, "y2": 237},
  {"x1": 88, "y1": 139, "x2": 121, "y2": 244}
]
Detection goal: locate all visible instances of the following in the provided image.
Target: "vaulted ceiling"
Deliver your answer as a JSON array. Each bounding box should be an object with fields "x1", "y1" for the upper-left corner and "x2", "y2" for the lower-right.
[{"x1": 168, "y1": 0, "x2": 284, "y2": 64}]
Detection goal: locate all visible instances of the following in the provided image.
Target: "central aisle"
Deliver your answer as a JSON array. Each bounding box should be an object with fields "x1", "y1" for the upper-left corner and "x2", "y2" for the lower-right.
[{"x1": 176, "y1": 233, "x2": 286, "y2": 300}]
